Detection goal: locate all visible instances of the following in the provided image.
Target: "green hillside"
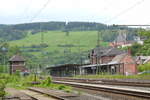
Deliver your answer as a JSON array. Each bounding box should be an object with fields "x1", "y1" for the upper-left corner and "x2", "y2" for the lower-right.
[{"x1": 9, "y1": 31, "x2": 108, "y2": 65}]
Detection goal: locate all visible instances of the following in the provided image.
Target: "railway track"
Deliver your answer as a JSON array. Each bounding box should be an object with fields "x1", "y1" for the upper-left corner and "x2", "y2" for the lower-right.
[
  {"x1": 5, "y1": 87, "x2": 68, "y2": 100},
  {"x1": 53, "y1": 80, "x2": 150, "y2": 99},
  {"x1": 53, "y1": 77, "x2": 150, "y2": 87},
  {"x1": 24, "y1": 88, "x2": 66, "y2": 100}
]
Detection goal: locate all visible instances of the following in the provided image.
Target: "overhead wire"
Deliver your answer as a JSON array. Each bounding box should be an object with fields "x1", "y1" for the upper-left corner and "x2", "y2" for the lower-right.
[
  {"x1": 21, "y1": 0, "x2": 32, "y2": 18},
  {"x1": 28, "y1": 0, "x2": 51, "y2": 66},
  {"x1": 104, "y1": 0, "x2": 145, "y2": 24},
  {"x1": 29, "y1": 0, "x2": 51, "y2": 23}
]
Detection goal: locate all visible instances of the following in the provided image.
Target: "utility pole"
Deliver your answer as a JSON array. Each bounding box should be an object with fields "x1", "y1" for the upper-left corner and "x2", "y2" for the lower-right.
[
  {"x1": 40, "y1": 23, "x2": 44, "y2": 44},
  {"x1": 96, "y1": 31, "x2": 102, "y2": 74},
  {"x1": 40, "y1": 23, "x2": 45, "y2": 72},
  {"x1": 97, "y1": 31, "x2": 101, "y2": 47},
  {"x1": 2, "y1": 47, "x2": 7, "y2": 73},
  {"x1": 78, "y1": 41, "x2": 82, "y2": 64}
]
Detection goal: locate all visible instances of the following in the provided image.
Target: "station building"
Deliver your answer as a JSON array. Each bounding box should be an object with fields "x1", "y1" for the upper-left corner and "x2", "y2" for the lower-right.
[{"x1": 47, "y1": 47, "x2": 137, "y2": 77}]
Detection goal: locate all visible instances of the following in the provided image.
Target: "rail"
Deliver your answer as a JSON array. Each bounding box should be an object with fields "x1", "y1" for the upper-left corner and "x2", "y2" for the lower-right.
[
  {"x1": 53, "y1": 80, "x2": 150, "y2": 99},
  {"x1": 53, "y1": 77, "x2": 150, "y2": 87}
]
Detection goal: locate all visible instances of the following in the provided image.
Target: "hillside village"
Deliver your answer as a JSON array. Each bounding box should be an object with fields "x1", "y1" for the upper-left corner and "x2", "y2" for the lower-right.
[
  {"x1": 1, "y1": 0, "x2": 150, "y2": 99},
  {"x1": 46, "y1": 35, "x2": 145, "y2": 77},
  {"x1": 8, "y1": 29, "x2": 148, "y2": 77},
  {"x1": 1, "y1": 28, "x2": 149, "y2": 99},
  {"x1": 1, "y1": 23, "x2": 150, "y2": 100}
]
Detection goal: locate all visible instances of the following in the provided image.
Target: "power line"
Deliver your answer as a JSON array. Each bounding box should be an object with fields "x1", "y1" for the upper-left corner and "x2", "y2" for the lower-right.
[
  {"x1": 105, "y1": 0, "x2": 145, "y2": 24},
  {"x1": 28, "y1": 0, "x2": 51, "y2": 67},
  {"x1": 113, "y1": 24, "x2": 150, "y2": 26},
  {"x1": 29, "y1": 0, "x2": 51, "y2": 22},
  {"x1": 22, "y1": 0, "x2": 33, "y2": 18}
]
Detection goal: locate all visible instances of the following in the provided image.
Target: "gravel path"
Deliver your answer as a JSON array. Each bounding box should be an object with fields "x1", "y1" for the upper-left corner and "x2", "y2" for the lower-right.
[{"x1": 5, "y1": 88, "x2": 33, "y2": 100}]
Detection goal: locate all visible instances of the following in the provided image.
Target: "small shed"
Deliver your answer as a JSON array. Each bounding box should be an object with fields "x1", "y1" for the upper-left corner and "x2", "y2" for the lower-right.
[{"x1": 9, "y1": 55, "x2": 27, "y2": 74}]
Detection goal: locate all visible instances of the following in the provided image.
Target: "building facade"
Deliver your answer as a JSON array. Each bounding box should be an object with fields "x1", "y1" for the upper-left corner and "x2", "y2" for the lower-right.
[
  {"x1": 47, "y1": 46, "x2": 137, "y2": 77},
  {"x1": 89, "y1": 47, "x2": 126, "y2": 64},
  {"x1": 9, "y1": 55, "x2": 27, "y2": 74}
]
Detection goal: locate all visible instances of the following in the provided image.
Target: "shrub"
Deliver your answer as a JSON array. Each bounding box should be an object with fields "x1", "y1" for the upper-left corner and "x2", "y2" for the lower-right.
[
  {"x1": 0, "y1": 80, "x2": 6, "y2": 97},
  {"x1": 58, "y1": 85, "x2": 66, "y2": 90},
  {"x1": 42, "y1": 76, "x2": 52, "y2": 86},
  {"x1": 14, "y1": 70, "x2": 21, "y2": 77},
  {"x1": 138, "y1": 63, "x2": 150, "y2": 72}
]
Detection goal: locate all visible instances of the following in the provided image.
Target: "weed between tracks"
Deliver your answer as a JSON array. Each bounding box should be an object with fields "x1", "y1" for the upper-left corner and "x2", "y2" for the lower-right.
[
  {"x1": 75, "y1": 74, "x2": 150, "y2": 80},
  {"x1": 0, "y1": 73, "x2": 72, "y2": 98}
]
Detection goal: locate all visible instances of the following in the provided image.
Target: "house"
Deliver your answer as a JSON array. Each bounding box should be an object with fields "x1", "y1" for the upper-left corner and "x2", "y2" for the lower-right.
[
  {"x1": 47, "y1": 46, "x2": 137, "y2": 77},
  {"x1": 9, "y1": 55, "x2": 27, "y2": 74},
  {"x1": 109, "y1": 30, "x2": 144, "y2": 48},
  {"x1": 109, "y1": 41, "x2": 133, "y2": 48},
  {"x1": 135, "y1": 56, "x2": 150, "y2": 65},
  {"x1": 89, "y1": 46, "x2": 126, "y2": 64},
  {"x1": 109, "y1": 31, "x2": 128, "y2": 48},
  {"x1": 109, "y1": 53, "x2": 137, "y2": 75},
  {"x1": 47, "y1": 52, "x2": 137, "y2": 76},
  {"x1": 81, "y1": 53, "x2": 137, "y2": 75},
  {"x1": 47, "y1": 53, "x2": 137, "y2": 76}
]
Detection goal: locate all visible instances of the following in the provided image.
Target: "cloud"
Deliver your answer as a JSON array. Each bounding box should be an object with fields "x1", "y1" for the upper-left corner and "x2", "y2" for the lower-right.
[{"x1": 0, "y1": 0, "x2": 149, "y2": 25}]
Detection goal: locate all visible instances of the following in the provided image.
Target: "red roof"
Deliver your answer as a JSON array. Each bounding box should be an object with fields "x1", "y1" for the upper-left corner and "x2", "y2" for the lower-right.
[{"x1": 9, "y1": 55, "x2": 25, "y2": 62}]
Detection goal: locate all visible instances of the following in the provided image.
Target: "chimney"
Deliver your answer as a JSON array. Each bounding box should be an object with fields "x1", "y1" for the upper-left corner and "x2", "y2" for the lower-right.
[{"x1": 127, "y1": 47, "x2": 131, "y2": 55}]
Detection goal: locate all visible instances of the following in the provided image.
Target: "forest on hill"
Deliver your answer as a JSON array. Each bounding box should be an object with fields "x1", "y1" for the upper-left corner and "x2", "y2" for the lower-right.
[{"x1": 0, "y1": 21, "x2": 137, "y2": 41}]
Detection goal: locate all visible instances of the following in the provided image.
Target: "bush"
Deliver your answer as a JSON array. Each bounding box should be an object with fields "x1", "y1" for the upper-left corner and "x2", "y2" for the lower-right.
[
  {"x1": 138, "y1": 63, "x2": 150, "y2": 72},
  {"x1": 0, "y1": 80, "x2": 6, "y2": 97},
  {"x1": 42, "y1": 76, "x2": 52, "y2": 86},
  {"x1": 14, "y1": 70, "x2": 21, "y2": 77},
  {"x1": 58, "y1": 85, "x2": 66, "y2": 90}
]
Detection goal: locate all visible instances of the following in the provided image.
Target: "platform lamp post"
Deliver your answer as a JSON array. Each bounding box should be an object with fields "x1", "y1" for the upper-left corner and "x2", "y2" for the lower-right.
[{"x1": 2, "y1": 47, "x2": 7, "y2": 73}]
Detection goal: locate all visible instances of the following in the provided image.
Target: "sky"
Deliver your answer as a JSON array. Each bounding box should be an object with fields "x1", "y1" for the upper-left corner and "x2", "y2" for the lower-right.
[{"x1": 0, "y1": 0, "x2": 149, "y2": 25}]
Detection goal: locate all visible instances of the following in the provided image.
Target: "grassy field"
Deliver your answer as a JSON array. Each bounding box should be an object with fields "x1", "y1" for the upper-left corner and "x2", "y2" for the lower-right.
[
  {"x1": 9, "y1": 31, "x2": 108, "y2": 64},
  {"x1": 10, "y1": 31, "x2": 107, "y2": 50}
]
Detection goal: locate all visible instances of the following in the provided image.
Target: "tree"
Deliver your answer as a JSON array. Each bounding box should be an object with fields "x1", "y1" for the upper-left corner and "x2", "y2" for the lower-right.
[
  {"x1": 130, "y1": 43, "x2": 142, "y2": 56},
  {"x1": 138, "y1": 63, "x2": 150, "y2": 72},
  {"x1": 138, "y1": 29, "x2": 150, "y2": 38},
  {"x1": 130, "y1": 30, "x2": 150, "y2": 56},
  {"x1": 8, "y1": 46, "x2": 21, "y2": 56}
]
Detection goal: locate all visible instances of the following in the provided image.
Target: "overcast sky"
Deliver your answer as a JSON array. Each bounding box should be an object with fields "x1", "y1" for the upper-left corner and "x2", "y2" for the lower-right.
[{"x1": 0, "y1": 0, "x2": 149, "y2": 25}]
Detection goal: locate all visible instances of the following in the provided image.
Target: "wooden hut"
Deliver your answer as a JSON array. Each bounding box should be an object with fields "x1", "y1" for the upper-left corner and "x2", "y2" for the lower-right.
[{"x1": 9, "y1": 55, "x2": 27, "y2": 74}]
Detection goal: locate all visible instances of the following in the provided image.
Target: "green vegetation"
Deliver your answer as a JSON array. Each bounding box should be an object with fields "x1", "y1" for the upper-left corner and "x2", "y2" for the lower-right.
[
  {"x1": 131, "y1": 30, "x2": 150, "y2": 56},
  {"x1": 9, "y1": 31, "x2": 108, "y2": 65},
  {"x1": 0, "y1": 74, "x2": 9, "y2": 98},
  {"x1": 138, "y1": 63, "x2": 150, "y2": 72},
  {"x1": 75, "y1": 74, "x2": 150, "y2": 80},
  {"x1": 0, "y1": 80, "x2": 6, "y2": 98},
  {"x1": 0, "y1": 42, "x2": 22, "y2": 73},
  {"x1": 8, "y1": 29, "x2": 137, "y2": 65},
  {"x1": 10, "y1": 31, "x2": 102, "y2": 48},
  {"x1": 0, "y1": 73, "x2": 72, "y2": 95},
  {"x1": 0, "y1": 22, "x2": 107, "y2": 41},
  {"x1": 0, "y1": 21, "x2": 131, "y2": 41},
  {"x1": 0, "y1": 21, "x2": 137, "y2": 66}
]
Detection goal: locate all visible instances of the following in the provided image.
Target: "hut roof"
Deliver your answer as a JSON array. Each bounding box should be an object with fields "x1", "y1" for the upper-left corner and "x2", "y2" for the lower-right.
[
  {"x1": 9, "y1": 55, "x2": 25, "y2": 62},
  {"x1": 92, "y1": 46, "x2": 126, "y2": 57}
]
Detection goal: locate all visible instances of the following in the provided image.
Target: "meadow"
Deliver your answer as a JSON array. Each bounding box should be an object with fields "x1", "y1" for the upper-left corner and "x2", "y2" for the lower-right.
[
  {"x1": 10, "y1": 31, "x2": 107, "y2": 51},
  {"x1": 9, "y1": 31, "x2": 108, "y2": 64}
]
